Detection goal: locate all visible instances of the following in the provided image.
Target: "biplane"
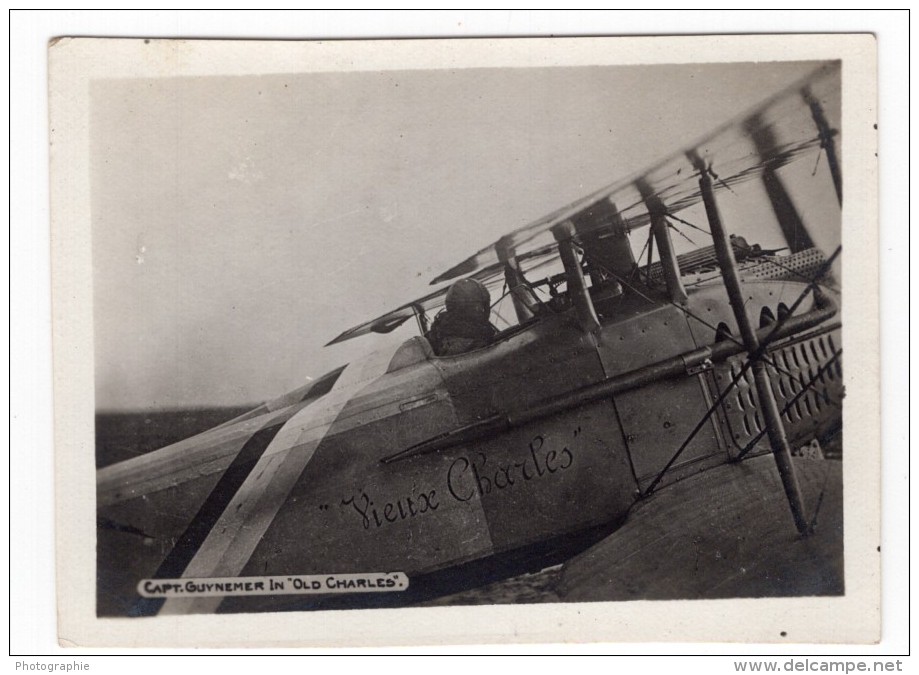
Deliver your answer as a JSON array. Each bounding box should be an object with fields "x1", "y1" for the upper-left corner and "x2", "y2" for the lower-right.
[{"x1": 97, "y1": 63, "x2": 844, "y2": 616}]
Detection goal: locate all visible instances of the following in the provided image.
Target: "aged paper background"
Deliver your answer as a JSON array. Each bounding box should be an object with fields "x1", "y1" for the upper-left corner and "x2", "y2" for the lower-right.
[{"x1": 48, "y1": 34, "x2": 880, "y2": 648}]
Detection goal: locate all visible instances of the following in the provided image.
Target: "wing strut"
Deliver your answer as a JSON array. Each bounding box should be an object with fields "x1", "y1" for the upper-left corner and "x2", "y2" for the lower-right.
[
  {"x1": 411, "y1": 303, "x2": 429, "y2": 336},
  {"x1": 803, "y1": 86, "x2": 843, "y2": 206},
  {"x1": 746, "y1": 114, "x2": 816, "y2": 253},
  {"x1": 497, "y1": 236, "x2": 537, "y2": 324},
  {"x1": 696, "y1": 158, "x2": 809, "y2": 535},
  {"x1": 637, "y1": 178, "x2": 688, "y2": 304},
  {"x1": 553, "y1": 223, "x2": 600, "y2": 335}
]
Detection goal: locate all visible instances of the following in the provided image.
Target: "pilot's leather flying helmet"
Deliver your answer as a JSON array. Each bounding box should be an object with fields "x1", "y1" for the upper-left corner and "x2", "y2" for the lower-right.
[{"x1": 445, "y1": 279, "x2": 491, "y2": 320}]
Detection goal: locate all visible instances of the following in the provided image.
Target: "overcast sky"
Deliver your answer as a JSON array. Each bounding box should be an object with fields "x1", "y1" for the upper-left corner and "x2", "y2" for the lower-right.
[{"x1": 91, "y1": 60, "x2": 840, "y2": 410}]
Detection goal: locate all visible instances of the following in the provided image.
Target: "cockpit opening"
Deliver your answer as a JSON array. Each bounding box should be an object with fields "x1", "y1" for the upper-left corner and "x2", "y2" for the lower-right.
[{"x1": 426, "y1": 279, "x2": 498, "y2": 356}]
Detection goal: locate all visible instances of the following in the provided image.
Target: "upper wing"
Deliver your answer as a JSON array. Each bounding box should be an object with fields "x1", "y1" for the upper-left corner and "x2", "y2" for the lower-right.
[
  {"x1": 431, "y1": 62, "x2": 840, "y2": 284},
  {"x1": 327, "y1": 62, "x2": 840, "y2": 346}
]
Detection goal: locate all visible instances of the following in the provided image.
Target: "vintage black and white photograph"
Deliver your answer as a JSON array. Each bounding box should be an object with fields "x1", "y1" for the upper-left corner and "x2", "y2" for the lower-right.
[{"x1": 49, "y1": 35, "x2": 880, "y2": 647}]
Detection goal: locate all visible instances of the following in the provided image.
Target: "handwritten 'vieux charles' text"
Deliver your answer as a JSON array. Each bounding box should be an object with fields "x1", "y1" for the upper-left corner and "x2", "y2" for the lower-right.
[{"x1": 339, "y1": 428, "x2": 580, "y2": 531}]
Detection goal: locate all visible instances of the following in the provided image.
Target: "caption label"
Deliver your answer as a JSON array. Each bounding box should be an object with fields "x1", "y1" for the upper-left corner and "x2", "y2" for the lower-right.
[{"x1": 138, "y1": 572, "x2": 408, "y2": 597}]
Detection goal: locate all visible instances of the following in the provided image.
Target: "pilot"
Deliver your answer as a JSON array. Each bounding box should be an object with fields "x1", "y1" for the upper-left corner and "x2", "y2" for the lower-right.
[{"x1": 426, "y1": 279, "x2": 498, "y2": 356}]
